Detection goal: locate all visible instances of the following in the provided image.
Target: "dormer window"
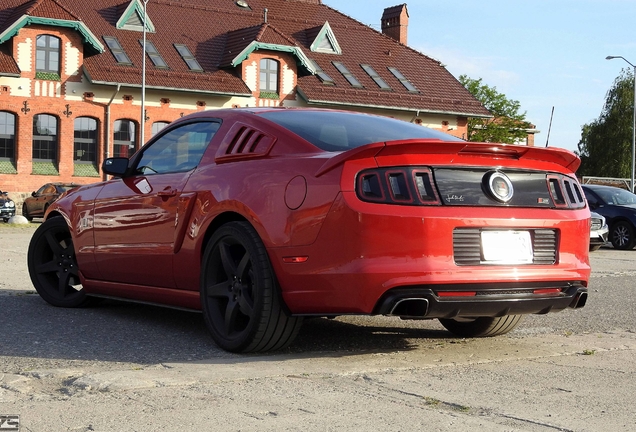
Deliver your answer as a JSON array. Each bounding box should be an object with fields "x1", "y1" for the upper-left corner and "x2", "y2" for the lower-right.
[{"x1": 36, "y1": 35, "x2": 60, "y2": 78}]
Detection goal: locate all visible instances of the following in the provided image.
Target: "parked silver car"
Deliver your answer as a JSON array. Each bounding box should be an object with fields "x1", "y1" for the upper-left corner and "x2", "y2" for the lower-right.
[{"x1": 590, "y1": 212, "x2": 609, "y2": 251}]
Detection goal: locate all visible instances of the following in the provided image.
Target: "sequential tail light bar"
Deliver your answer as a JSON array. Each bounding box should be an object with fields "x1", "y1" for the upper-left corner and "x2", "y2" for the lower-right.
[{"x1": 357, "y1": 167, "x2": 441, "y2": 205}]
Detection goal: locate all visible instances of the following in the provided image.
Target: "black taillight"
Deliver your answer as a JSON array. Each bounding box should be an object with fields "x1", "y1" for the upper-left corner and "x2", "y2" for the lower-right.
[{"x1": 357, "y1": 167, "x2": 440, "y2": 205}]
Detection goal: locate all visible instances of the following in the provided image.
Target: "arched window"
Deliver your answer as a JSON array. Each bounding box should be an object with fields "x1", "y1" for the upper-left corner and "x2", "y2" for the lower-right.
[
  {"x1": 32, "y1": 114, "x2": 58, "y2": 174},
  {"x1": 0, "y1": 111, "x2": 16, "y2": 173},
  {"x1": 74, "y1": 117, "x2": 99, "y2": 176},
  {"x1": 36, "y1": 35, "x2": 60, "y2": 75},
  {"x1": 33, "y1": 114, "x2": 58, "y2": 161},
  {"x1": 151, "y1": 121, "x2": 170, "y2": 137},
  {"x1": 114, "y1": 119, "x2": 137, "y2": 157},
  {"x1": 259, "y1": 58, "x2": 279, "y2": 96}
]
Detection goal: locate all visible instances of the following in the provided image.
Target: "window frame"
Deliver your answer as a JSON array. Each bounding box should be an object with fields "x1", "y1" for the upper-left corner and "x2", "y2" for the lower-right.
[
  {"x1": 259, "y1": 58, "x2": 280, "y2": 93},
  {"x1": 104, "y1": 36, "x2": 133, "y2": 65},
  {"x1": 174, "y1": 44, "x2": 203, "y2": 71},
  {"x1": 113, "y1": 119, "x2": 138, "y2": 158},
  {"x1": 332, "y1": 61, "x2": 363, "y2": 88},
  {"x1": 36, "y1": 34, "x2": 61, "y2": 74},
  {"x1": 74, "y1": 117, "x2": 99, "y2": 165},
  {"x1": 32, "y1": 114, "x2": 58, "y2": 162},
  {"x1": 0, "y1": 111, "x2": 16, "y2": 161}
]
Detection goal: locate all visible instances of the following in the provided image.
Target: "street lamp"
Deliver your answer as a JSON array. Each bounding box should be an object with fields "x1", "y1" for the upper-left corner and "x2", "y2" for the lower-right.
[
  {"x1": 141, "y1": 0, "x2": 149, "y2": 148},
  {"x1": 606, "y1": 55, "x2": 636, "y2": 193}
]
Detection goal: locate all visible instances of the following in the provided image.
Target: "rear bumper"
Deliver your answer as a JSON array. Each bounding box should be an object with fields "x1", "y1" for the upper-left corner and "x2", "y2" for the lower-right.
[
  {"x1": 272, "y1": 193, "x2": 591, "y2": 315},
  {"x1": 374, "y1": 281, "x2": 587, "y2": 319}
]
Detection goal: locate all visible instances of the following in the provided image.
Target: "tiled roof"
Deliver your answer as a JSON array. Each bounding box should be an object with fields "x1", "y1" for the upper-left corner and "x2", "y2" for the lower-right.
[
  {"x1": 0, "y1": 0, "x2": 490, "y2": 116},
  {"x1": 0, "y1": 44, "x2": 20, "y2": 76}
]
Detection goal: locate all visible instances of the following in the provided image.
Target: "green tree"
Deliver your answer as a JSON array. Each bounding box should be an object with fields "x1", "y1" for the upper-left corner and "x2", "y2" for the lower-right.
[
  {"x1": 459, "y1": 75, "x2": 530, "y2": 144},
  {"x1": 577, "y1": 70, "x2": 634, "y2": 178}
]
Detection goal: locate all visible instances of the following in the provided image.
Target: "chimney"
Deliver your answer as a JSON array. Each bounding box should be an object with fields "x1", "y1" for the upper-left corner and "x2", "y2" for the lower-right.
[{"x1": 381, "y1": 4, "x2": 409, "y2": 45}]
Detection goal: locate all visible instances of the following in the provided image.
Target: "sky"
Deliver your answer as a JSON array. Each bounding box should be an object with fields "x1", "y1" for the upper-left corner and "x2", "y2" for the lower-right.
[{"x1": 323, "y1": 0, "x2": 636, "y2": 152}]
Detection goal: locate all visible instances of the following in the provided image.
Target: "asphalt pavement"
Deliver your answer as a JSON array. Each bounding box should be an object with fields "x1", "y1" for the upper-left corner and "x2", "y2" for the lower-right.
[{"x1": 1, "y1": 224, "x2": 635, "y2": 431}]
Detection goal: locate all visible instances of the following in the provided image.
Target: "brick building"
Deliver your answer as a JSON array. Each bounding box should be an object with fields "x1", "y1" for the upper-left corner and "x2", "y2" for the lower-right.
[{"x1": 0, "y1": 0, "x2": 491, "y2": 204}]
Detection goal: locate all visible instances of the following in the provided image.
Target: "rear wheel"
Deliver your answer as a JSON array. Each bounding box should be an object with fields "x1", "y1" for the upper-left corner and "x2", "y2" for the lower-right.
[
  {"x1": 200, "y1": 222, "x2": 302, "y2": 353},
  {"x1": 27, "y1": 217, "x2": 92, "y2": 307},
  {"x1": 610, "y1": 221, "x2": 635, "y2": 250},
  {"x1": 439, "y1": 315, "x2": 523, "y2": 337}
]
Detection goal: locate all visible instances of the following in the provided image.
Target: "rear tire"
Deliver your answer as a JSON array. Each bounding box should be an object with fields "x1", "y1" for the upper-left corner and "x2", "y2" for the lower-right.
[
  {"x1": 439, "y1": 315, "x2": 523, "y2": 337},
  {"x1": 200, "y1": 221, "x2": 302, "y2": 353}
]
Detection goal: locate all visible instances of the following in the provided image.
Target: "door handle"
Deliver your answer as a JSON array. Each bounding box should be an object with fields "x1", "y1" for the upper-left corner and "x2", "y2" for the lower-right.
[{"x1": 158, "y1": 188, "x2": 177, "y2": 197}]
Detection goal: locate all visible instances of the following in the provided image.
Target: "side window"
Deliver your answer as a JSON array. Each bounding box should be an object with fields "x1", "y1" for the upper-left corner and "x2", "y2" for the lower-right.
[
  {"x1": 43, "y1": 185, "x2": 56, "y2": 194},
  {"x1": 134, "y1": 121, "x2": 220, "y2": 175},
  {"x1": 583, "y1": 190, "x2": 598, "y2": 207}
]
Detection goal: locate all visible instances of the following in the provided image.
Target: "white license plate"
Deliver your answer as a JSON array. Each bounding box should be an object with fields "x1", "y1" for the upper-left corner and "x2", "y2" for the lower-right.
[{"x1": 481, "y1": 230, "x2": 533, "y2": 264}]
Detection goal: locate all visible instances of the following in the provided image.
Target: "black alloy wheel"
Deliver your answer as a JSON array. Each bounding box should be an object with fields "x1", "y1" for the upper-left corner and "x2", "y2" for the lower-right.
[
  {"x1": 439, "y1": 315, "x2": 523, "y2": 338},
  {"x1": 610, "y1": 221, "x2": 635, "y2": 250},
  {"x1": 27, "y1": 217, "x2": 92, "y2": 307},
  {"x1": 200, "y1": 222, "x2": 302, "y2": 353}
]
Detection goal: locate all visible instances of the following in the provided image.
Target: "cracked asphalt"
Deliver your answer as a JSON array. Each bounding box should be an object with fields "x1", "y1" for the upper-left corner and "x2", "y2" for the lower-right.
[{"x1": 1, "y1": 224, "x2": 635, "y2": 431}]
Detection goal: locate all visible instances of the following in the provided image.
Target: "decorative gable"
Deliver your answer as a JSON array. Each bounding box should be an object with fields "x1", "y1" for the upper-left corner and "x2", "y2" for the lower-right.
[
  {"x1": 116, "y1": 0, "x2": 156, "y2": 32},
  {"x1": 222, "y1": 23, "x2": 315, "y2": 74},
  {"x1": 309, "y1": 22, "x2": 341, "y2": 55},
  {"x1": 0, "y1": 0, "x2": 103, "y2": 54}
]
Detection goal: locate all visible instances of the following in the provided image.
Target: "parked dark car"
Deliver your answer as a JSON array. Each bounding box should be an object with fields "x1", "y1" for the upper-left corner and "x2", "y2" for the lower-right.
[
  {"x1": 0, "y1": 190, "x2": 16, "y2": 222},
  {"x1": 582, "y1": 185, "x2": 636, "y2": 249},
  {"x1": 27, "y1": 108, "x2": 590, "y2": 353},
  {"x1": 589, "y1": 212, "x2": 609, "y2": 251},
  {"x1": 22, "y1": 183, "x2": 79, "y2": 221}
]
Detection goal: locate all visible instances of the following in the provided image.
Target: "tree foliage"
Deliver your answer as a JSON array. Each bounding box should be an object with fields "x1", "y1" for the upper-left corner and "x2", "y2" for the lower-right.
[
  {"x1": 459, "y1": 75, "x2": 530, "y2": 144},
  {"x1": 577, "y1": 70, "x2": 634, "y2": 178}
]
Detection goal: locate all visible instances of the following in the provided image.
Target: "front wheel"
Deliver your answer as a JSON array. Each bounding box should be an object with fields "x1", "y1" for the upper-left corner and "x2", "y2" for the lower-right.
[
  {"x1": 200, "y1": 222, "x2": 302, "y2": 353},
  {"x1": 27, "y1": 217, "x2": 92, "y2": 307},
  {"x1": 22, "y1": 203, "x2": 33, "y2": 221},
  {"x1": 610, "y1": 221, "x2": 635, "y2": 250},
  {"x1": 439, "y1": 315, "x2": 523, "y2": 338}
]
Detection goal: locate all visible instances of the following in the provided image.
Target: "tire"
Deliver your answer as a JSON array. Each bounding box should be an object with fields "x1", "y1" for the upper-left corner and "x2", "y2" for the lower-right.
[
  {"x1": 610, "y1": 221, "x2": 635, "y2": 250},
  {"x1": 22, "y1": 203, "x2": 33, "y2": 222},
  {"x1": 439, "y1": 315, "x2": 523, "y2": 338},
  {"x1": 200, "y1": 221, "x2": 303, "y2": 353},
  {"x1": 27, "y1": 217, "x2": 92, "y2": 307}
]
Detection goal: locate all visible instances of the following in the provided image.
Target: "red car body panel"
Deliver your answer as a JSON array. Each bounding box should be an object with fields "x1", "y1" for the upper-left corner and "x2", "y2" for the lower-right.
[{"x1": 45, "y1": 108, "x2": 590, "y2": 319}]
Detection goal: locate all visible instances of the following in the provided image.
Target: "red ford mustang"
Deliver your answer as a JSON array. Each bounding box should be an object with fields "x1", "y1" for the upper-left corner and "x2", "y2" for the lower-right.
[{"x1": 27, "y1": 108, "x2": 590, "y2": 352}]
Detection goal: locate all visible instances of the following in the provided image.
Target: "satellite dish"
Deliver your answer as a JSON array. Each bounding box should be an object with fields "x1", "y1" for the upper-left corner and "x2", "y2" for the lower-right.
[{"x1": 236, "y1": 0, "x2": 249, "y2": 7}]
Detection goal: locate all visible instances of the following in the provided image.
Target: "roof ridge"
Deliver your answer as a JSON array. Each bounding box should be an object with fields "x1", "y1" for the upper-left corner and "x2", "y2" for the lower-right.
[{"x1": 259, "y1": 23, "x2": 298, "y2": 46}]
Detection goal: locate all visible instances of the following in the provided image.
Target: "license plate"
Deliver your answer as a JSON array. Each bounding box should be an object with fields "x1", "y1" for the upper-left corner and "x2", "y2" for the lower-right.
[{"x1": 481, "y1": 230, "x2": 533, "y2": 264}]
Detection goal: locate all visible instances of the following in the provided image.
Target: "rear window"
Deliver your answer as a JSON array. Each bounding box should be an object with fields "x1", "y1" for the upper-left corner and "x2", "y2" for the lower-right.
[{"x1": 258, "y1": 110, "x2": 464, "y2": 151}]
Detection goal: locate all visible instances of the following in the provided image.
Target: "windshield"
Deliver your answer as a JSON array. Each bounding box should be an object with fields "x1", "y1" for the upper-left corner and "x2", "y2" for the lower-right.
[
  {"x1": 259, "y1": 110, "x2": 464, "y2": 151},
  {"x1": 597, "y1": 188, "x2": 636, "y2": 205}
]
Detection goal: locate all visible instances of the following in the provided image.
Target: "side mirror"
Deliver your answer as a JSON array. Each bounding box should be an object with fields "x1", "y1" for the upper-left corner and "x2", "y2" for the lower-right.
[
  {"x1": 102, "y1": 157, "x2": 129, "y2": 177},
  {"x1": 31, "y1": 191, "x2": 36, "y2": 197}
]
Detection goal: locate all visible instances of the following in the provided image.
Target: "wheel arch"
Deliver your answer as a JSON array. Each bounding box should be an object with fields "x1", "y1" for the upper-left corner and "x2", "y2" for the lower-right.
[{"x1": 200, "y1": 211, "x2": 251, "y2": 262}]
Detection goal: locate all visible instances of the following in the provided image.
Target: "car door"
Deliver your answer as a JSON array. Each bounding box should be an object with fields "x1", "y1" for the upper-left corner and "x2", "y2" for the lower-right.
[
  {"x1": 93, "y1": 120, "x2": 220, "y2": 288},
  {"x1": 32, "y1": 184, "x2": 55, "y2": 215}
]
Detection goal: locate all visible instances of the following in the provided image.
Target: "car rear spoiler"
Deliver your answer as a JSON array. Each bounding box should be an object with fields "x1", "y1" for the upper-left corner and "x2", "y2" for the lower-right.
[{"x1": 315, "y1": 140, "x2": 581, "y2": 177}]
